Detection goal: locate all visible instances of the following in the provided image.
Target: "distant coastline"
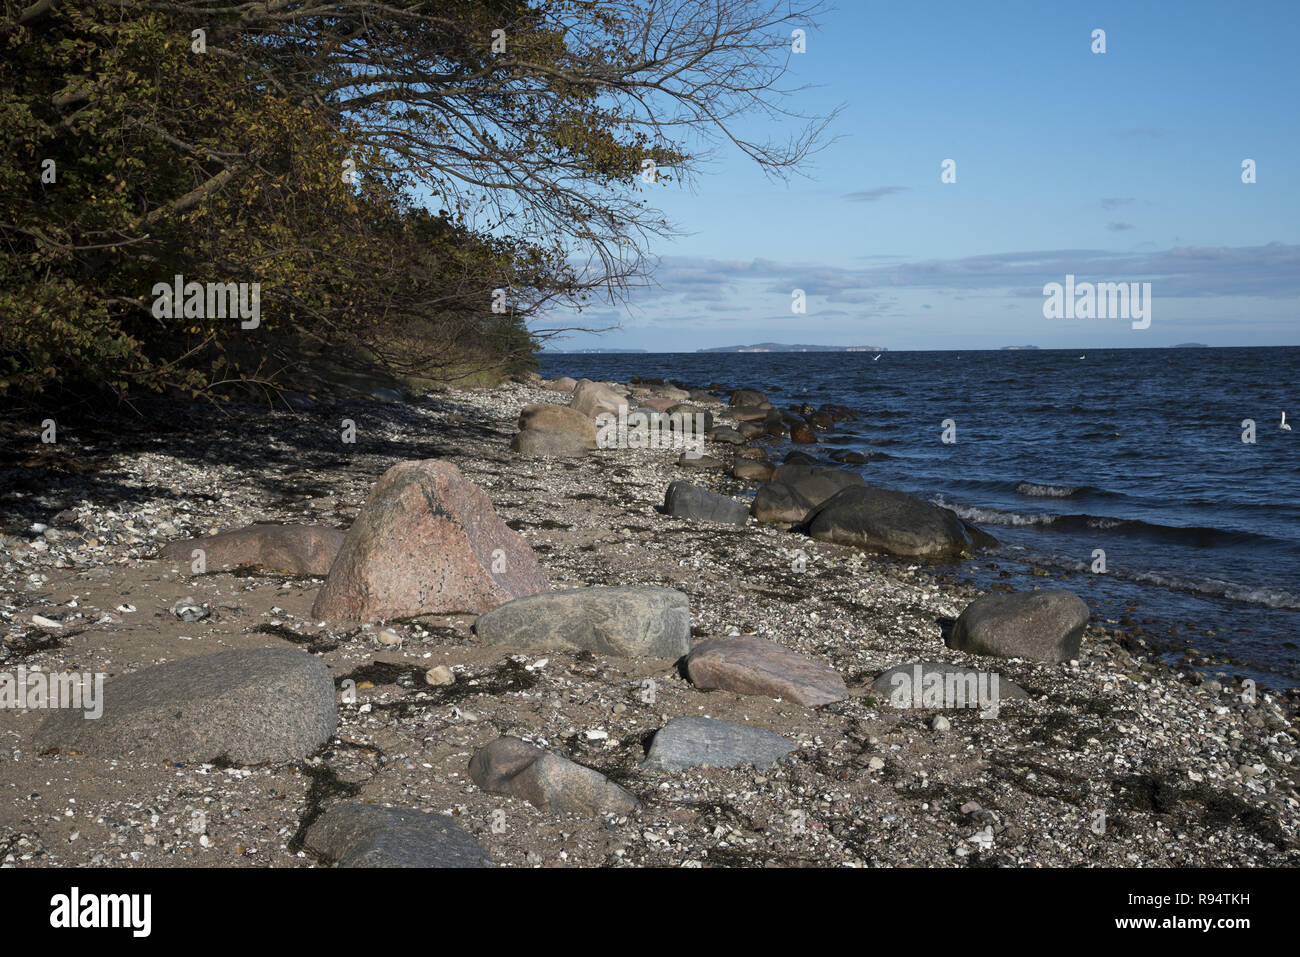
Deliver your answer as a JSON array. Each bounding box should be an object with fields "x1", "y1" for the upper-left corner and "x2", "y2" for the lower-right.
[{"x1": 697, "y1": 342, "x2": 886, "y2": 353}]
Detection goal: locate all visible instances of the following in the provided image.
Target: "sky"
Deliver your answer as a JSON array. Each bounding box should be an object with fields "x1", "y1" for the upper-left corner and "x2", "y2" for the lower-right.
[{"x1": 534, "y1": 0, "x2": 1300, "y2": 352}]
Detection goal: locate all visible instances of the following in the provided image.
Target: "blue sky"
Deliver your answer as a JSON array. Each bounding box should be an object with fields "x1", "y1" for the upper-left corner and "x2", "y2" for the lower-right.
[{"x1": 536, "y1": 0, "x2": 1299, "y2": 351}]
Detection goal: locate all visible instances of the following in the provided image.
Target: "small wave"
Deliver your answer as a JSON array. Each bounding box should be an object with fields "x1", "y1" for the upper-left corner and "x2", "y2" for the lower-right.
[
  {"x1": 936, "y1": 499, "x2": 1293, "y2": 549},
  {"x1": 1016, "y1": 482, "x2": 1083, "y2": 498}
]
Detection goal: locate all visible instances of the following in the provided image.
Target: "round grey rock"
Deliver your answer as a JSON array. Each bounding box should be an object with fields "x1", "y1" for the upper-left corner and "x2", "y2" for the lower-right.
[{"x1": 35, "y1": 647, "x2": 337, "y2": 764}]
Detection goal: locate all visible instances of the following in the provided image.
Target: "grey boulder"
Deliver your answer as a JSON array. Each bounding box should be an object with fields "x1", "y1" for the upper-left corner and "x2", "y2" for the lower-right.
[
  {"x1": 663, "y1": 482, "x2": 748, "y2": 526},
  {"x1": 306, "y1": 803, "x2": 491, "y2": 868},
  {"x1": 35, "y1": 647, "x2": 337, "y2": 764},
  {"x1": 510, "y1": 428, "x2": 589, "y2": 458},
  {"x1": 946, "y1": 589, "x2": 1090, "y2": 663},
  {"x1": 641, "y1": 716, "x2": 797, "y2": 770},
  {"x1": 801, "y1": 485, "x2": 989, "y2": 558},
  {"x1": 473, "y1": 585, "x2": 691, "y2": 658},
  {"x1": 469, "y1": 736, "x2": 639, "y2": 817}
]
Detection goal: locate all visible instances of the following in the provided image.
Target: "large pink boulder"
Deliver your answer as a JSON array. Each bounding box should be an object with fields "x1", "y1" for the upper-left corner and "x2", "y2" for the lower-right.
[{"x1": 311, "y1": 460, "x2": 549, "y2": 621}]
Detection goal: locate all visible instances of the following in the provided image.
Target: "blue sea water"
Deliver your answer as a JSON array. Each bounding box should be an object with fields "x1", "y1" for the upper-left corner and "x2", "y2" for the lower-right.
[{"x1": 540, "y1": 347, "x2": 1300, "y2": 689}]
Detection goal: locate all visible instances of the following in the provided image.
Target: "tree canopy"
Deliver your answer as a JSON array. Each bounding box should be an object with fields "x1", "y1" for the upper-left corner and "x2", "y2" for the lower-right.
[{"x1": 0, "y1": 0, "x2": 831, "y2": 399}]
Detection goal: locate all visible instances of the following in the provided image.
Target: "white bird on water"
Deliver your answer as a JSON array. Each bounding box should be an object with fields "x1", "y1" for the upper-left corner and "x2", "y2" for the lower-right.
[{"x1": 1283, "y1": 411, "x2": 1293, "y2": 431}]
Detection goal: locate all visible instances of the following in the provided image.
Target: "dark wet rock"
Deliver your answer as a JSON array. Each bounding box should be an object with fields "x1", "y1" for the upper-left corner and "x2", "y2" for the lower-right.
[
  {"x1": 946, "y1": 590, "x2": 1090, "y2": 663},
  {"x1": 311, "y1": 459, "x2": 549, "y2": 621},
  {"x1": 805, "y1": 412, "x2": 835, "y2": 430},
  {"x1": 469, "y1": 736, "x2": 640, "y2": 816},
  {"x1": 729, "y1": 389, "x2": 768, "y2": 407},
  {"x1": 306, "y1": 803, "x2": 491, "y2": 868},
  {"x1": 511, "y1": 427, "x2": 590, "y2": 458},
  {"x1": 35, "y1": 648, "x2": 336, "y2": 764},
  {"x1": 790, "y1": 423, "x2": 817, "y2": 444},
  {"x1": 730, "y1": 406, "x2": 770, "y2": 423},
  {"x1": 750, "y1": 482, "x2": 817, "y2": 526},
  {"x1": 474, "y1": 585, "x2": 691, "y2": 658},
  {"x1": 664, "y1": 481, "x2": 748, "y2": 526},
  {"x1": 159, "y1": 524, "x2": 346, "y2": 576},
  {"x1": 763, "y1": 419, "x2": 789, "y2": 437},
  {"x1": 872, "y1": 661, "x2": 1029, "y2": 708},
  {"x1": 737, "y1": 422, "x2": 764, "y2": 439},
  {"x1": 641, "y1": 716, "x2": 797, "y2": 770},
  {"x1": 706, "y1": 426, "x2": 745, "y2": 445},
  {"x1": 686, "y1": 636, "x2": 847, "y2": 706},
  {"x1": 783, "y1": 451, "x2": 815, "y2": 465},
  {"x1": 800, "y1": 485, "x2": 985, "y2": 559},
  {"x1": 770, "y1": 464, "x2": 865, "y2": 505},
  {"x1": 667, "y1": 404, "x2": 713, "y2": 431}
]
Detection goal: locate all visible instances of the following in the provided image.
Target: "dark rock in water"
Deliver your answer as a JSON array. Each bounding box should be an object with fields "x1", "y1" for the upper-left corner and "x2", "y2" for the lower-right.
[
  {"x1": 783, "y1": 451, "x2": 815, "y2": 465},
  {"x1": 159, "y1": 524, "x2": 345, "y2": 576},
  {"x1": 800, "y1": 485, "x2": 986, "y2": 559},
  {"x1": 737, "y1": 422, "x2": 764, "y2": 439},
  {"x1": 306, "y1": 803, "x2": 491, "y2": 868},
  {"x1": 511, "y1": 427, "x2": 590, "y2": 457},
  {"x1": 790, "y1": 423, "x2": 817, "y2": 444},
  {"x1": 730, "y1": 405, "x2": 769, "y2": 423},
  {"x1": 686, "y1": 636, "x2": 847, "y2": 706},
  {"x1": 473, "y1": 585, "x2": 691, "y2": 658},
  {"x1": 706, "y1": 426, "x2": 745, "y2": 445},
  {"x1": 751, "y1": 482, "x2": 818, "y2": 526},
  {"x1": 872, "y1": 661, "x2": 1029, "y2": 708},
  {"x1": 641, "y1": 716, "x2": 797, "y2": 770},
  {"x1": 664, "y1": 481, "x2": 748, "y2": 526},
  {"x1": 730, "y1": 389, "x2": 768, "y2": 407},
  {"x1": 763, "y1": 419, "x2": 789, "y2": 437},
  {"x1": 829, "y1": 450, "x2": 868, "y2": 465},
  {"x1": 312, "y1": 460, "x2": 549, "y2": 620},
  {"x1": 805, "y1": 411, "x2": 835, "y2": 430},
  {"x1": 688, "y1": 389, "x2": 720, "y2": 404},
  {"x1": 732, "y1": 460, "x2": 774, "y2": 482},
  {"x1": 469, "y1": 736, "x2": 640, "y2": 816},
  {"x1": 677, "y1": 452, "x2": 723, "y2": 469},
  {"x1": 770, "y1": 463, "x2": 865, "y2": 505},
  {"x1": 946, "y1": 590, "x2": 1089, "y2": 663},
  {"x1": 35, "y1": 648, "x2": 336, "y2": 764}
]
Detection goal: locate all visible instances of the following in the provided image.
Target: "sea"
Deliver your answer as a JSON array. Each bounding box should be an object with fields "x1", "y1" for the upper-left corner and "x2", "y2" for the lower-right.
[{"x1": 539, "y1": 347, "x2": 1300, "y2": 691}]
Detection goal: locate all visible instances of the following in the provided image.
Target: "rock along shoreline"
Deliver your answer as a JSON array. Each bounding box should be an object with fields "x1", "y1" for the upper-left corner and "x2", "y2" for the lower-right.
[{"x1": 0, "y1": 374, "x2": 1296, "y2": 868}]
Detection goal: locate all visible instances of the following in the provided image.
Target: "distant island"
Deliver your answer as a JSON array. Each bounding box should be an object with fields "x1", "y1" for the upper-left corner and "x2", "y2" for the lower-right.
[
  {"x1": 1171, "y1": 343, "x2": 1210, "y2": 348},
  {"x1": 1002, "y1": 345, "x2": 1040, "y2": 350},
  {"x1": 698, "y1": 343, "x2": 886, "y2": 353},
  {"x1": 540, "y1": 348, "x2": 649, "y2": 354}
]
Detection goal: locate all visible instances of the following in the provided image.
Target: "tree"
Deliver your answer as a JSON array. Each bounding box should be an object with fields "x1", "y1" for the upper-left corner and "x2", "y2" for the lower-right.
[{"x1": 0, "y1": 0, "x2": 833, "y2": 398}]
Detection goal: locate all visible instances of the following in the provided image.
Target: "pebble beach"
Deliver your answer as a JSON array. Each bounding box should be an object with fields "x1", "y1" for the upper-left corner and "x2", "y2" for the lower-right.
[{"x1": 1, "y1": 376, "x2": 1296, "y2": 868}]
